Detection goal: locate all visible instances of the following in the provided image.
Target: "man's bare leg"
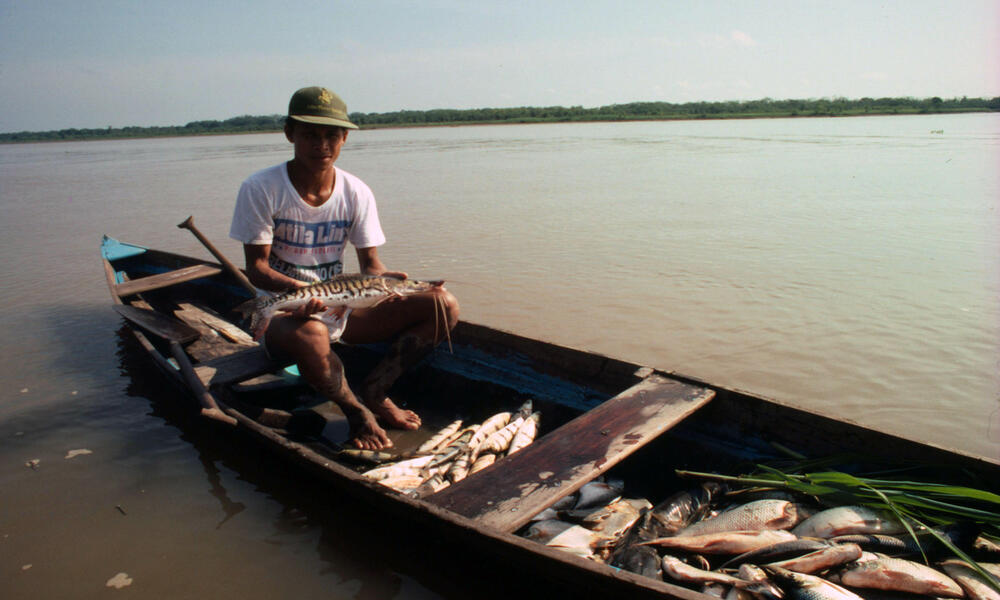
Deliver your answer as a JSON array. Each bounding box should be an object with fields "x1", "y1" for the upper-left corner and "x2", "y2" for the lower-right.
[
  {"x1": 359, "y1": 334, "x2": 432, "y2": 430},
  {"x1": 264, "y1": 315, "x2": 393, "y2": 449},
  {"x1": 343, "y1": 287, "x2": 460, "y2": 429}
]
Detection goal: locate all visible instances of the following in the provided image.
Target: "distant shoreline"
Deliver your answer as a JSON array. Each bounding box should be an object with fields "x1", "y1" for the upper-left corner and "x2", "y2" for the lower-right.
[{"x1": 3, "y1": 96, "x2": 996, "y2": 144}]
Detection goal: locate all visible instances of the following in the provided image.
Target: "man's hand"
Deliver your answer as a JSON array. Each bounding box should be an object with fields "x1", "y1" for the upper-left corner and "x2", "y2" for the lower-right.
[
  {"x1": 281, "y1": 297, "x2": 327, "y2": 319},
  {"x1": 377, "y1": 270, "x2": 408, "y2": 280}
]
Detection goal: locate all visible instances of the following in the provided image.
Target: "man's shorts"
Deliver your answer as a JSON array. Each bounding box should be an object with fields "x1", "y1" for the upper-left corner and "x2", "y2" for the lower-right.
[{"x1": 259, "y1": 308, "x2": 352, "y2": 360}]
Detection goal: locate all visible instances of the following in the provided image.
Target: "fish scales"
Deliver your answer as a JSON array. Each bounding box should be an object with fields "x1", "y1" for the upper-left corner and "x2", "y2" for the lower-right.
[
  {"x1": 792, "y1": 505, "x2": 905, "y2": 539},
  {"x1": 940, "y1": 560, "x2": 1000, "y2": 600},
  {"x1": 467, "y1": 412, "x2": 512, "y2": 461},
  {"x1": 828, "y1": 554, "x2": 965, "y2": 597},
  {"x1": 416, "y1": 419, "x2": 463, "y2": 455},
  {"x1": 763, "y1": 566, "x2": 867, "y2": 600},
  {"x1": 661, "y1": 555, "x2": 747, "y2": 587},
  {"x1": 236, "y1": 274, "x2": 441, "y2": 337},
  {"x1": 720, "y1": 539, "x2": 832, "y2": 569},
  {"x1": 647, "y1": 482, "x2": 726, "y2": 538},
  {"x1": 639, "y1": 529, "x2": 798, "y2": 554},
  {"x1": 765, "y1": 543, "x2": 863, "y2": 574},
  {"x1": 676, "y1": 499, "x2": 807, "y2": 537}
]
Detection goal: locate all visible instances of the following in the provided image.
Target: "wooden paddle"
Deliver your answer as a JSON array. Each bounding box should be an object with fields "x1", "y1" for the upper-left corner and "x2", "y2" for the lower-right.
[
  {"x1": 169, "y1": 341, "x2": 238, "y2": 426},
  {"x1": 177, "y1": 215, "x2": 258, "y2": 297},
  {"x1": 113, "y1": 304, "x2": 201, "y2": 344}
]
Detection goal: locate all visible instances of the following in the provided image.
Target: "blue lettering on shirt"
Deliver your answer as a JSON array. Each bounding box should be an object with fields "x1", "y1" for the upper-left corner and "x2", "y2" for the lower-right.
[{"x1": 273, "y1": 218, "x2": 351, "y2": 248}]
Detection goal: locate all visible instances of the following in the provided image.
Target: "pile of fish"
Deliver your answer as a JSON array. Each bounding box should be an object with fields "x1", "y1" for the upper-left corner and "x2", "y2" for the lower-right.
[
  {"x1": 520, "y1": 480, "x2": 1000, "y2": 600},
  {"x1": 360, "y1": 400, "x2": 540, "y2": 497}
]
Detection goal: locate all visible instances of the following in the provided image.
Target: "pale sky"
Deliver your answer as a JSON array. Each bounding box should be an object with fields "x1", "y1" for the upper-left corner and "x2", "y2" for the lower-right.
[{"x1": 1, "y1": 0, "x2": 998, "y2": 132}]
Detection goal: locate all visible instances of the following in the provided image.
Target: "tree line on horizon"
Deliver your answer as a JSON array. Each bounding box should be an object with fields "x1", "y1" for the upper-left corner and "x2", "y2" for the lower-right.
[{"x1": 3, "y1": 96, "x2": 998, "y2": 142}]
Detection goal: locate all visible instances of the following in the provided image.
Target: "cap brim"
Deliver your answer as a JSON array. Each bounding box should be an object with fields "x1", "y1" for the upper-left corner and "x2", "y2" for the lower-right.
[{"x1": 289, "y1": 114, "x2": 359, "y2": 129}]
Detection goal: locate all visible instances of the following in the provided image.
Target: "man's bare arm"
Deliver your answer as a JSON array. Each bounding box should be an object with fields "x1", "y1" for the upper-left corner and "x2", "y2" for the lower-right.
[
  {"x1": 356, "y1": 246, "x2": 407, "y2": 279},
  {"x1": 243, "y1": 244, "x2": 308, "y2": 291}
]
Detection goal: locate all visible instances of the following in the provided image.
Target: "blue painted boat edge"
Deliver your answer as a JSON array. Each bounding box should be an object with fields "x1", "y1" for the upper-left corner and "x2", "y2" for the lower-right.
[{"x1": 101, "y1": 235, "x2": 147, "y2": 262}]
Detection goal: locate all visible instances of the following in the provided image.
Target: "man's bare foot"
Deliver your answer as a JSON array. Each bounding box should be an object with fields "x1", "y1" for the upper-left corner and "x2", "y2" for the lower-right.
[
  {"x1": 369, "y1": 398, "x2": 421, "y2": 430},
  {"x1": 344, "y1": 406, "x2": 393, "y2": 450}
]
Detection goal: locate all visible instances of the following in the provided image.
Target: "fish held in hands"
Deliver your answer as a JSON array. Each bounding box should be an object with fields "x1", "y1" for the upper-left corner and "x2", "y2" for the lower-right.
[{"x1": 235, "y1": 274, "x2": 442, "y2": 338}]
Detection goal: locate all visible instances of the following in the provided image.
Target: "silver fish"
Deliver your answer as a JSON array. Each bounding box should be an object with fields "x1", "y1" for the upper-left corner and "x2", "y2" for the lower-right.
[
  {"x1": 236, "y1": 274, "x2": 442, "y2": 337},
  {"x1": 940, "y1": 560, "x2": 1000, "y2": 600},
  {"x1": 581, "y1": 498, "x2": 652, "y2": 542},
  {"x1": 721, "y1": 538, "x2": 832, "y2": 569},
  {"x1": 701, "y1": 583, "x2": 729, "y2": 598},
  {"x1": 565, "y1": 481, "x2": 624, "y2": 517},
  {"x1": 677, "y1": 499, "x2": 809, "y2": 537},
  {"x1": 524, "y1": 520, "x2": 612, "y2": 559},
  {"x1": 763, "y1": 565, "x2": 867, "y2": 600},
  {"x1": 661, "y1": 555, "x2": 747, "y2": 587},
  {"x1": 827, "y1": 554, "x2": 964, "y2": 597},
  {"x1": 737, "y1": 564, "x2": 783, "y2": 600},
  {"x1": 792, "y1": 505, "x2": 905, "y2": 539},
  {"x1": 765, "y1": 543, "x2": 863, "y2": 574},
  {"x1": 830, "y1": 523, "x2": 977, "y2": 558},
  {"x1": 639, "y1": 529, "x2": 798, "y2": 554},
  {"x1": 647, "y1": 482, "x2": 725, "y2": 538},
  {"x1": 611, "y1": 543, "x2": 662, "y2": 579}
]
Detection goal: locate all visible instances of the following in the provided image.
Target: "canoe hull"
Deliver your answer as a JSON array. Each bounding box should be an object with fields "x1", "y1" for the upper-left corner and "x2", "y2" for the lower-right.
[{"x1": 101, "y1": 234, "x2": 998, "y2": 599}]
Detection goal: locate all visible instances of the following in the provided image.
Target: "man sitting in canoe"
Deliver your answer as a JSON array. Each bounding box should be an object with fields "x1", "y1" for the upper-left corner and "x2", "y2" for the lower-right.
[{"x1": 229, "y1": 86, "x2": 459, "y2": 450}]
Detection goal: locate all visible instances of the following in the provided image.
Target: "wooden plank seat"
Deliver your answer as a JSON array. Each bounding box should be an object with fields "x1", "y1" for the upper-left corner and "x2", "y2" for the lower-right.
[
  {"x1": 114, "y1": 264, "x2": 223, "y2": 297},
  {"x1": 194, "y1": 346, "x2": 293, "y2": 389},
  {"x1": 175, "y1": 303, "x2": 256, "y2": 345},
  {"x1": 112, "y1": 304, "x2": 201, "y2": 344},
  {"x1": 425, "y1": 374, "x2": 715, "y2": 533}
]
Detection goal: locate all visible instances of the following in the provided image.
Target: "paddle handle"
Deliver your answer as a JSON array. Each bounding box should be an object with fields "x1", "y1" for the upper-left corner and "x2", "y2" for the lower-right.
[
  {"x1": 169, "y1": 341, "x2": 238, "y2": 426},
  {"x1": 178, "y1": 216, "x2": 258, "y2": 297}
]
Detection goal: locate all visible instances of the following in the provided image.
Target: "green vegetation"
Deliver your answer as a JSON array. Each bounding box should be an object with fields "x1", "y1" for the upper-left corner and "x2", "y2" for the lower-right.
[
  {"x1": 0, "y1": 114, "x2": 285, "y2": 143},
  {"x1": 680, "y1": 458, "x2": 1000, "y2": 590},
  {"x1": 4, "y1": 96, "x2": 998, "y2": 143}
]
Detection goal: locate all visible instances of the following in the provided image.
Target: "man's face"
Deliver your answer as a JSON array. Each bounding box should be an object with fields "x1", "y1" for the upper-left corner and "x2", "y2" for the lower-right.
[{"x1": 286, "y1": 121, "x2": 347, "y2": 171}]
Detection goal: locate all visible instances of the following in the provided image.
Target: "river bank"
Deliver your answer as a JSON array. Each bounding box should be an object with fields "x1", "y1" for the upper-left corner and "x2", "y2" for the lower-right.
[{"x1": 3, "y1": 98, "x2": 995, "y2": 143}]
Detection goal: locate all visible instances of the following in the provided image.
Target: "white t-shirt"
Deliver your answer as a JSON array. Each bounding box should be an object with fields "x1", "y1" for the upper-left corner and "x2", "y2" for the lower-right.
[{"x1": 229, "y1": 163, "x2": 386, "y2": 283}]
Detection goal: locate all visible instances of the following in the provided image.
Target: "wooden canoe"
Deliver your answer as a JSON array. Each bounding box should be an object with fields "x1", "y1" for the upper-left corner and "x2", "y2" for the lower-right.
[{"x1": 101, "y1": 234, "x2": 999, "y2": 599}]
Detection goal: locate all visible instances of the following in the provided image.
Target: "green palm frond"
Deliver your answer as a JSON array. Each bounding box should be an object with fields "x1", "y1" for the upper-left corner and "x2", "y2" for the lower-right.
[{"x1": 676, "y1": 463, "x2": 1000, "y2": 593}]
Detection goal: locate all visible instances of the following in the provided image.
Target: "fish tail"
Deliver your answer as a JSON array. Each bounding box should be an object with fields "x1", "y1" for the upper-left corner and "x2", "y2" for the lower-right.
[
  {"x1": 234, "y1": 297, "x2": 273, "y2": 340},
  {"x1": 234, "y1": 296, "x2": 266, "y2": 319},
  {"x1": 249, "y1": 309, "x2": 275, "y2": 341}
]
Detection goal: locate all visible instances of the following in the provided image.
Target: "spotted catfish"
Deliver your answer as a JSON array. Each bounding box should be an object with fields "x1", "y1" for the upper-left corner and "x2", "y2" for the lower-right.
[{"x1": 236, "y1": 274, "x2": 443, "y2": 338}]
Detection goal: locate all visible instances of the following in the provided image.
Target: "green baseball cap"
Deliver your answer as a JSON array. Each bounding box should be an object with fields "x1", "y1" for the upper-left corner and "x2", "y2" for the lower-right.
[{"x1": 287, "y1": 86, "x2": 358, "y2": 129}]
